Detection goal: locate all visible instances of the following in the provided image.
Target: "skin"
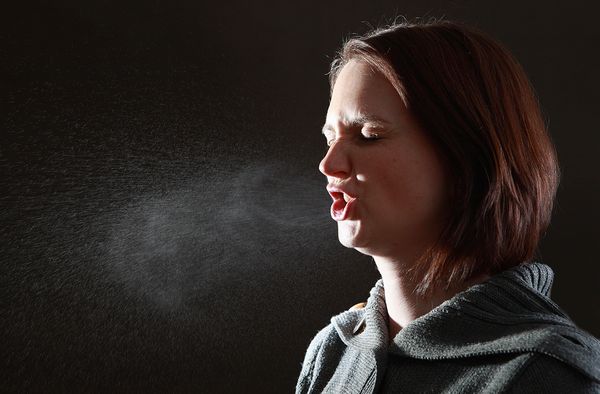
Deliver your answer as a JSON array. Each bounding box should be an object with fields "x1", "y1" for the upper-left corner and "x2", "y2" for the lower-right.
[{"x1": 320, "y1": 60, "x2": 482, "y2": 338}]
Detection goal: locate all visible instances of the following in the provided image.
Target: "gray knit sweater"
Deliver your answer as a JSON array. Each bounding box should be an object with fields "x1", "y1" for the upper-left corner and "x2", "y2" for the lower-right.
[{"x1": 296, "y1": 263, "x2": 600, "y2": 393}]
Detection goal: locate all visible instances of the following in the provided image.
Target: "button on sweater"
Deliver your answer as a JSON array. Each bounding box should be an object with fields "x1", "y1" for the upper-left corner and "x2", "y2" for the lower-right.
[{"x1": 296, "y1": 262, "x2": 600, "y2": 393}]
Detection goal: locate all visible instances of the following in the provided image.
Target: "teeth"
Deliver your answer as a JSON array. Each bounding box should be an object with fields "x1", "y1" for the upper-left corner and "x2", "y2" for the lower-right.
[{"x1": 343, "y1": 193, "x2": 351, "y2": 203}]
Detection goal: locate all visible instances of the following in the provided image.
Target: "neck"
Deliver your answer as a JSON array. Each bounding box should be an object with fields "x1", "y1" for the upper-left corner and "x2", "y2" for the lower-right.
[{"x1": 373, "y1": 255, "x2": 487, "y2": 340}]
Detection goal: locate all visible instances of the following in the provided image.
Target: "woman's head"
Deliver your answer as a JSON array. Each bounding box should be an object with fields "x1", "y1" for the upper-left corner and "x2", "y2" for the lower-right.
[
  {"x1": 322, "y1": 20, "x2": 560, "y2": 293},
  {"x1": 321, "y1": 59, "x2": 452, "y2": 273}
]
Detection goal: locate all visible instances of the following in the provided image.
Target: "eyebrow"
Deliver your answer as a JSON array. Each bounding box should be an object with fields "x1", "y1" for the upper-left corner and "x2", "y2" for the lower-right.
[{"x1": 321, "y1": 114, "x2": 390, "y2": 135}]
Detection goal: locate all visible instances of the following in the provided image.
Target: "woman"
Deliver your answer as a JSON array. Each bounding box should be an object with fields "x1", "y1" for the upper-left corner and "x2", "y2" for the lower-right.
[{"x1": 297, "y1": 20, "x2": 600, "y2": 393}]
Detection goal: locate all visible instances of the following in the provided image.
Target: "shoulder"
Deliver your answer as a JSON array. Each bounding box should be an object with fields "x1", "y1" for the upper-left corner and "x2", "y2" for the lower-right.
[
  {"x1": 305, "y1": 322, "x2": 342, "y2": 360},
  {"x1": 533, "y1": 324, "x2": 600, "y2": 382},
  {"x1": 297, "y1": 316, "x2": 351, "y2": 376},
  {"x1": 295, "y1": 322, "x2": 345, "y2": 394},
  {"x1": 506, "y1": 323, "x2": 600, "y2": 392},
  {"x1": 509, "y1": 352, "x2": 600, "y2": 393},
  {"x1": 296, "y1": 304, "x2": 368, "y2": 394}
]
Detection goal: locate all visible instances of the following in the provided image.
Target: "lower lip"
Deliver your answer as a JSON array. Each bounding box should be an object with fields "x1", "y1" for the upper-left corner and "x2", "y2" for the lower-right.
[{"x1": 330, "y1": 198, "x2": 357, "y2": 221}]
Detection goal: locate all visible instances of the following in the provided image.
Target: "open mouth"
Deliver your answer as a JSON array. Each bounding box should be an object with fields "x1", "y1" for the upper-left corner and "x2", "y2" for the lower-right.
[{"x1": 330, "y1": 192, "x2": 356, "y2": 221}]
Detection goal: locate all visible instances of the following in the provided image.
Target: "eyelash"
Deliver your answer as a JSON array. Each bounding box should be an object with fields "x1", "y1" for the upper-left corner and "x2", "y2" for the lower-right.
[
  {"x1": 326, "y1": 132, "x2": 380, "y2": 147},
  {"x1": 361, "y1": 132, "x2": 380, "y2": 142}
]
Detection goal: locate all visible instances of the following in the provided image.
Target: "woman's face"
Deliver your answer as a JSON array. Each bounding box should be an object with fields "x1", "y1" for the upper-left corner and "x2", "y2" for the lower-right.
[{"x1": 319, "y1": 60, "x2": 449, "y2": 261}]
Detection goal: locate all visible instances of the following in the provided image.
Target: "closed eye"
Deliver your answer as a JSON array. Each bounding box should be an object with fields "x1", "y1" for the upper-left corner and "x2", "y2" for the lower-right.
[
  {"x1": 360, "y1": 131, "x2": 380, "y2": 141},
  {"x1": 322, "y1": 127, "x2": 381, "y2": 147}
]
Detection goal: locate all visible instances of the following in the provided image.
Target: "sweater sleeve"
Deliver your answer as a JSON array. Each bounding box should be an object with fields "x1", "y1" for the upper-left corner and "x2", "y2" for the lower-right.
[
  {"x1": 296, "y1": 328, "x2": 327, "y2": 394},
  {"x1": 509, "y1": 354, "x2": 600, "y2": 393},
  {"x1": 295, "y1": 324, "x2": 346, "y2": 394}
]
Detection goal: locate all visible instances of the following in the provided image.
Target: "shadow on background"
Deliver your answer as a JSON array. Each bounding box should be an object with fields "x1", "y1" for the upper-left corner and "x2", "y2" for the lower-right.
[{"x1": 2, "y1": 0, "x2": 599, "y2": 392}]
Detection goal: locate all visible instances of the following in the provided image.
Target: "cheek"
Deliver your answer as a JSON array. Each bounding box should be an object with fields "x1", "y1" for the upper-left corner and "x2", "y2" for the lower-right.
[
  {"x1": 365, "y1": 157, "x2": 414, "y2": 210},
  {"x1": 412, "y1": 159, "x2": 450, "y2": 218},
  {"x1": 381, "y1": 155, "x2": 448, "y2": 215}
]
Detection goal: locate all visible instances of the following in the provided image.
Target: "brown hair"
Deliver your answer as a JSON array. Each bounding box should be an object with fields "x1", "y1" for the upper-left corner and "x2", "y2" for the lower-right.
[{"x1": 330, "y1": 20, "x2": 560, "y2": 293}]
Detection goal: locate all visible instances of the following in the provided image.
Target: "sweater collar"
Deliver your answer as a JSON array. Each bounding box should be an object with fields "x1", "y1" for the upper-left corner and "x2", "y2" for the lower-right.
[
  {"x1": 389, "y1": 262, "x2": 574, "y2": 357},
  {"x1": 331, "y1": 279, "x2": 389, "y2": 352},
  {"x1": 330, "y1": 262, "x2": 600, "y2": 381}
]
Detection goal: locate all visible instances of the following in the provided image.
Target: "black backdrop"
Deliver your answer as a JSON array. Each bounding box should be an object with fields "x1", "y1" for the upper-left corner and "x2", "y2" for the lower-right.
[{"x1": 2, "y1": 0, "x2": 599, "y2": 392}]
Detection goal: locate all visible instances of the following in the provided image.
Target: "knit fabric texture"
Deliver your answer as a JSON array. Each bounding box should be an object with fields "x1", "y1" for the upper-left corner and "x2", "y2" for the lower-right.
[{"x1": 296, "y1": 262, "x2": 600, "y2": 393}]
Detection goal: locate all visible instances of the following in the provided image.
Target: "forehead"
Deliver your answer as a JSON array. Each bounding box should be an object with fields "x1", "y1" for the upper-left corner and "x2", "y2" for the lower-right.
[
  {"x1": 326, "y1": 60, "x2": 406, "y2": 128},
  {"x1": 330, "y1": 60, "x2": 382, "y2": 106}
]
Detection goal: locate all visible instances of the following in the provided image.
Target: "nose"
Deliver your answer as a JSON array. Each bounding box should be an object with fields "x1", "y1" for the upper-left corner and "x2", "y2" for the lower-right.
[{"x1": 319, "y1": 140, "x2": 351, "y2": 179}]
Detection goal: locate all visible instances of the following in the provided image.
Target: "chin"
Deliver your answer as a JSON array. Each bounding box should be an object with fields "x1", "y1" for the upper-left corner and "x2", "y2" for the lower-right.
[
  {"x1": 336, "y1": 222, "x2": 393, "y2": 258},
  {"x1": 337, "y1": 220, "x2": 367, "y2": 249}
]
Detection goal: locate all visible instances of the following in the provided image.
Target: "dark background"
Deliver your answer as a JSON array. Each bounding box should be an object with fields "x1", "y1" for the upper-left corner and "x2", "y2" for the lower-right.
[{"x1": 2, "y1": 0, "x2": 599, "y2": 392}]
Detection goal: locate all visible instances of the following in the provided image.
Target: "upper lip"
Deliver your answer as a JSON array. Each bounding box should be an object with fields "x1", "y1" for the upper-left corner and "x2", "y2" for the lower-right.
[{"x1": 326, "y1": 184, "x2": 357, "y2": 201}]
